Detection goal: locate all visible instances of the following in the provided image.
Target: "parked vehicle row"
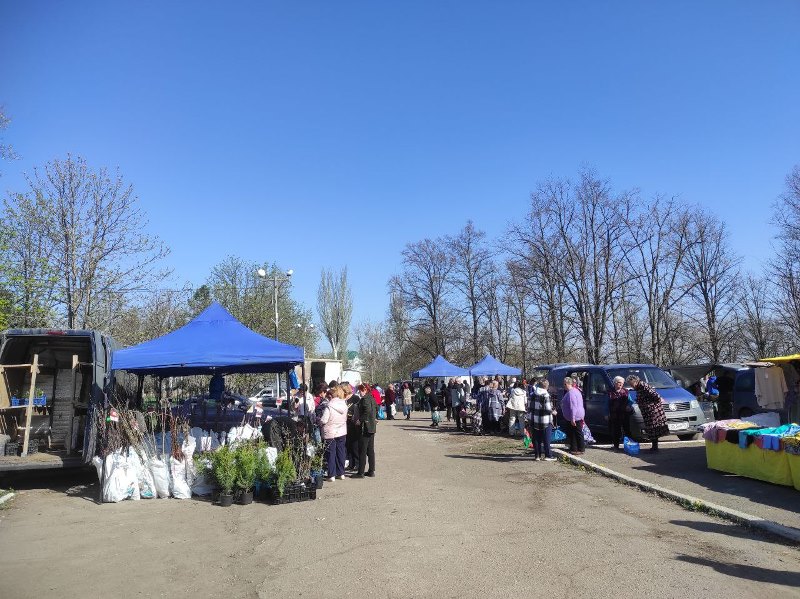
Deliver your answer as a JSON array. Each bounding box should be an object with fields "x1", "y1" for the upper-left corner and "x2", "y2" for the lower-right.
[{"x1": 533, "y1": 363, "x2": 714, "y2": 441}]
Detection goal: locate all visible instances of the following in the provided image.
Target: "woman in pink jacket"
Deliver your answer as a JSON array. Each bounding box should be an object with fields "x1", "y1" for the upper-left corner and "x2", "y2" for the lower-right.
[{"x1": 320, "y1": 385, "x2": 349, "y2": 481}]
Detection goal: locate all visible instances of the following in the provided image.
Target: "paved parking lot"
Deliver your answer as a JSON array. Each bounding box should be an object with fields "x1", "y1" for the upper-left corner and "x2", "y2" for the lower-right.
[
  {"x1": 575, "y1": 439, "x2": 800, "y2": 531},
  {"x1": 1, "y1": 417, "x2": 798, "y2": 599}
]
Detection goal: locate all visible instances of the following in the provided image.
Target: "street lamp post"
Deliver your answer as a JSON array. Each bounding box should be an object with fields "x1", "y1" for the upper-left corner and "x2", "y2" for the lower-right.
[{"x1": 257, "y1": 267, "x2": 293, "y2": 411}]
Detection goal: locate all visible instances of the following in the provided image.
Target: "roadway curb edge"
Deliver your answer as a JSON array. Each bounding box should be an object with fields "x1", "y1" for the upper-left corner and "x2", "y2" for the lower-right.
[{"x1": 552, "y1": 448, "x2": 800, "y2": 546}]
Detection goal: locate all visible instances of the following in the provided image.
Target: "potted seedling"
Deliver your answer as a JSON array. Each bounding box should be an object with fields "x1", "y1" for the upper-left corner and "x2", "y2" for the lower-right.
[
  {"x1": 310, "y1": 450, "x2": 324, "y2": 490},
  {"x1": 273, "y1": 447, "x2": 297, "y2": 502},
  {"x1": 254, "y1": 443, "x2": 273, "y2": 500},
  {"x1": 211, "y1": 445, "x2": 236, "y2": 507},
  {"x1": 235, "y1": 443, "x2": 257, "y2": 505}
]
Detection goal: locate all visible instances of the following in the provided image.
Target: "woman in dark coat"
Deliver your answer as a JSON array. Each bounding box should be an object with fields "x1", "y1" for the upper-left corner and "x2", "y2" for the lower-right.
[
  {"x1": 344, "y1": 383, "x2": 362, "y2": 472},
  {"x1": 608, "y1": 376, "x2": 632, "y2": 450},
  {"x1": 627, "y1": 375, "x2": 669, "y2": 451}
]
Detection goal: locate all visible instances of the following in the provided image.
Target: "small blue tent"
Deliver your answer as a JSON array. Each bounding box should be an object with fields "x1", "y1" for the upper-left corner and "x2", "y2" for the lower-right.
[
  {"x1": 411, "y1": 355, "x2": 469, "y2": 378},
  {"x1": 112, "y1": 302, "x2": 305, "y2": 376},
  {"x1": 469, "y1": 354, "x2": 521, "y2": 377}
]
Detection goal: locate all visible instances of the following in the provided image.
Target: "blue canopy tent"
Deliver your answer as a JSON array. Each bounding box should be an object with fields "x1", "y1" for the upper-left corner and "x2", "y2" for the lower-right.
[
  {"x1": 411, "y1": 355, "x2": 470, "y2": 378},
  {"x1": 469, "y1": 354, "x2": 521, "y2": 377},
  {"x1": 112, "y1": 302, "x2": 305, "y2": 376}
]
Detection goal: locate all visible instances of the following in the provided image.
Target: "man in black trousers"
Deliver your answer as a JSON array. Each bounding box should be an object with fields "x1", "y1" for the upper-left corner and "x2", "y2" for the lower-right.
[{"x1": 352, "y1": 383, "x2": 377, "y2": 478}]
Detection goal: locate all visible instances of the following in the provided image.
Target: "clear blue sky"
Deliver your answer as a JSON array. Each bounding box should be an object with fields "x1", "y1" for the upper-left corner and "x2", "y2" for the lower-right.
[{"x1": 1, "y1": 1, "x2": 798, "y2": 340}]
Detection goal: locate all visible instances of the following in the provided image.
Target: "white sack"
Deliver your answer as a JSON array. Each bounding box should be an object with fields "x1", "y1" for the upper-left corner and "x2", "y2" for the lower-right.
[
  {"x1": 149, "y1": 458, "x2": 171, "y2": 498},
  {"x1": 169, "y1": 456, "x2": 192, "y2": 499}
]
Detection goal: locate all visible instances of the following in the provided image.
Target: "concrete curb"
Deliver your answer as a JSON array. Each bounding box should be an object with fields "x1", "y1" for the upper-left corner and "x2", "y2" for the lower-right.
[
  {"x1": 552, "y1": 448, "x2": 800, "y2": 546},
  {"x1": 0, "y1": 492, "x2": 15, "y2": 507}
]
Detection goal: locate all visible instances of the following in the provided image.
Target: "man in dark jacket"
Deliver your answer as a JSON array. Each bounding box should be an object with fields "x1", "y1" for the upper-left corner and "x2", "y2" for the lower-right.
[{"x1": 353, "y1": 383, "x2": 377, "y2": 477}]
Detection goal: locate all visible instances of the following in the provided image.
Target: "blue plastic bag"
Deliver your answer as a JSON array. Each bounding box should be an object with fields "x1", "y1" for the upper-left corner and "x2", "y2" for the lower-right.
[
  {"x1": 551, "y1": 427, "x2": 566, "y2": 443},
  {"x1": 377, "y1": 406, "x2": 386, "y2": 420},
  {"x1": 623, "y1": 436, "x2": 640, "y2": 456}
]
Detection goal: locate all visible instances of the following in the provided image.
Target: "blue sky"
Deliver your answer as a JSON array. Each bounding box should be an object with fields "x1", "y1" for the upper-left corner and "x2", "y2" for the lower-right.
[{"x1": 1, "y1": 1, "x2": 798, "y2": 342}]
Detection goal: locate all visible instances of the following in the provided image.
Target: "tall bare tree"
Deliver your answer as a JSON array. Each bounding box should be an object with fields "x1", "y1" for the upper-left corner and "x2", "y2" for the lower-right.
[
  {"x1": 20, "y1": 155, "x2": 170, "y2": 329},
  {"x1": 771, "y1": 165, "x2": 800, "y2": 347},
  {"x1": 317, "y1": 267, "x2": 353, "y2": 360},
  {"x1": 682, "y1": 214, "x2": 741, "y2": 362},
  {"x1": 389, "y1": 237, "x2": 455, "y2": 358},
  {"x1": 446, "y1": 221, "x2": 493, "y2": 363},
  {"x1": 0, "y1": 193, "x2": 59, "y2": 327},
  {"x1": 623, "y1": 197, "x2": 693, "y2": 364}
]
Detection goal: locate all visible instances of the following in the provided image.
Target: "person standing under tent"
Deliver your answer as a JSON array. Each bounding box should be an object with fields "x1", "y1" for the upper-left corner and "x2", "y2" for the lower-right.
[
  {"x1": 529, "y1": 379, "x2": 557, "y2": 461},
  {"x1": 402, "y1": 383, "x2": 413, "y2": 420},
  {"x1": 627, "y1": 375, "x2": 669, "y2": 452},
  {"x1": 353, "y1": 383, "x2": 377, "y2": 478},
  {"x1": 608, "y1": 376, "x2": 632, "y2": 451},
  {"x1": 561, "y1": 377, "x2": 585, "y2": 455}
]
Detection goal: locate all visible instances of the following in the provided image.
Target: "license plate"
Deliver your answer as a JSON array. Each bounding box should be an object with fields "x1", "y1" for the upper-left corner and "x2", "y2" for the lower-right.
[{"x1": 668, "y1": 422, "x2": 689, "y2": 431}]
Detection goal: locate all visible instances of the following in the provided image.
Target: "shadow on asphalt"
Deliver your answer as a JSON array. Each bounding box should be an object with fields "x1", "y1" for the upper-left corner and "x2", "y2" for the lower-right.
[
  {"x1": 444, "y1": 453, "x2": 538, "y2": 463},
  {"x1": 669, "y1": 519, "x2": 797, "y2": 547},
  {"x1": 1, "y1": 468, "x2": 99, "y2": 503},
  {"x1": 598, "y1": 444, "x2": 799, "y2": 515},
  {"x1": 674, "y1": 554, "x2": 800, "y2": 587}
]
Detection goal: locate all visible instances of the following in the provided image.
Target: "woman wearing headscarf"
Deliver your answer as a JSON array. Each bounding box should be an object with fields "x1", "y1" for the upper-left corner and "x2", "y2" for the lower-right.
[
  {"x1": 608, "y1": 376, "x2": 632, "y2": 451},
  {"x1": 627, "y1": 375, "x2": 669, "y2": 451}
]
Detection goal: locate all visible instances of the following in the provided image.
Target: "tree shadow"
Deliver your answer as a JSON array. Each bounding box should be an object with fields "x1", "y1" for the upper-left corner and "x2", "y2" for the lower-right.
[
  {"x1": 600, "y1": 444, "x2": 800, "y2": 516},
  {"x1": 444, "y1": 453, "x2": 539, "y2": 463},
  {"x1": 669, "y1": 518, "x2": 798, "y2": 547},
  {"x1": 2, "y1": 467, "x2": 99, "y2": 502},
  {"x1": 674, "y1": 554, "x2": 800, "y2": 587}
]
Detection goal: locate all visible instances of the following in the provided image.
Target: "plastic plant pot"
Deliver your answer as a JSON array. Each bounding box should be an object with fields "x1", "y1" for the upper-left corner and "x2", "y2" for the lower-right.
[
  {"x1": 239, "y1": 490, "x2": 254, "y2": 505},
  {"x1": 218, "y1": 493, "x2": 234, "y2": 507}
]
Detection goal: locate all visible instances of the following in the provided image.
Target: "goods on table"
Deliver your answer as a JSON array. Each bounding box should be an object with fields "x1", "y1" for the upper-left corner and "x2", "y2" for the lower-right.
[{"x1": 702, "y1": 418, "x2": 800, "y2": 490}]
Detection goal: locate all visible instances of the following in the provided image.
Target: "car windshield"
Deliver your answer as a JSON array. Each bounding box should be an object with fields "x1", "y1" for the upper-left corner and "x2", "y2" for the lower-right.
[
  {"x1": 529, "y1": 369, "x2": 550, "y2": 381},
  {"x1": 606, "y1": 367, "x2": 677, "y2": 390}
]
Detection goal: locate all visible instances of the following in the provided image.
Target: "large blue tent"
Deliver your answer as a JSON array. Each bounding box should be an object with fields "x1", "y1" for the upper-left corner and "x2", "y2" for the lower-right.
[
  {"x1": 411, "y1": 355, "x2": 469, "y2": 378},
  {"x1": 469, "y1": 354, "x2": 521, "y2": 376},
  {"x1": 112, "y1": 302, "x2": 305, "y2": 376}
]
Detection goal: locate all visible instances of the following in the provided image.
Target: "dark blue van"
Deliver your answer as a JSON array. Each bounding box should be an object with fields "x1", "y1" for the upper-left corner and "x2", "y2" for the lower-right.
[{"x1": 547, "y1": 363, "x2": 712, "y2": 441}]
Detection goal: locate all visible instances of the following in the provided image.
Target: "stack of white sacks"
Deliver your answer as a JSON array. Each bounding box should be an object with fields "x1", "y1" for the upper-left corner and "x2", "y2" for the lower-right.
[{"x1": 92, "y1": 424, "x2": 265, "y2": 503}]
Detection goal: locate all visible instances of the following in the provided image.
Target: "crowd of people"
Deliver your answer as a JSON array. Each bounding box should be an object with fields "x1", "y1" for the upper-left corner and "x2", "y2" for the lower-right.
[
  {"x1": 378, "y1": 373, "x2": 670, "y2": 458},
  {"x1": 281, "y1": 370, "x2": 670, "y2": 479},
  {"x1": 287, "y1": 380, "x2": 381, "y2": 480}
]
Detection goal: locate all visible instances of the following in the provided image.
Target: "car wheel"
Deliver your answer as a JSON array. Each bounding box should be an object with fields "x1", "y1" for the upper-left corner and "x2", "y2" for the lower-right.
[
  {"x1": 738, "y1": 408, "x2": 754, "y2": 419},
  {"x1": 677, "y1": 433, "x2": 697, "y2": 441}
]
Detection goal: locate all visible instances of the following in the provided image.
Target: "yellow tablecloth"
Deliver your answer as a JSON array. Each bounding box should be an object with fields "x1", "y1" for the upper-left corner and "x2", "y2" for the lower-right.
[{"x1": 705, "y1": 440, "x2": 794, "y2": 488}]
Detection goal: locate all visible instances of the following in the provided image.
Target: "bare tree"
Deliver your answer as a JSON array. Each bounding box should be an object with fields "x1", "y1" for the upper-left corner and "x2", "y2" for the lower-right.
[
  {"x1": 736, "y1": 274, "x2": 787, "y2": 359},
  {"x1": 446, "y1": 221, "x2": 493, "y2": 363},
  {"x1": 355, "y1": 319, "x2": 394, "y2": 384},
  {"x1": 0, "y1": 106, "x2": 18, "y2": 172},
  {"x1": 623, "y1": 197, "x2": 694, "y2": 364},
  {"x1": 389, "y1": 237, "x2": 455, "y2": 358},
  {"x1": 22, "y1": 155, "x2": 170, "y2": 329},
  {"x1": 682, "y1": 214, "x2": 741, "y2": 362},
  {"x1": 316, "y1": 267, "x2": 353, "y2": 360},
  {"x1": 0, "y1": 193, "x2": 59, "y2": 327},
  {"x1": 771, "y1": 165, "x2": 800, "y2": 347}
]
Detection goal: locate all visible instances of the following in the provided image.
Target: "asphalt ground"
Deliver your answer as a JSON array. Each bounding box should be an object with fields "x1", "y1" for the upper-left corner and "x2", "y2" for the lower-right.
[
  {"x1": 573, "y1": 439, "x2": 800, "y2": 532},
  {"x1": 0, "y1": 414, "x2": 798, "y2": 599}
]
